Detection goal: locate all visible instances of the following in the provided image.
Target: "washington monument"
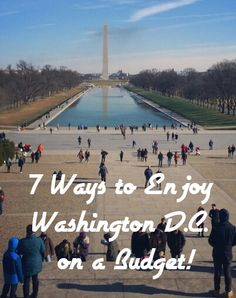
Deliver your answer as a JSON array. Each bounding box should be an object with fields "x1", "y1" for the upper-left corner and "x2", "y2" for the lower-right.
[{"x1": 102, "y1": 24, "x2": 109, "y2": 80}]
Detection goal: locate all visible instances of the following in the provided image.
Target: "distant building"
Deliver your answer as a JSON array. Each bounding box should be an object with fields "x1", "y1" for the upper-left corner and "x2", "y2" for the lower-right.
[{"x1": 109, "y1": 70, "x2": 129, "y2": 80}]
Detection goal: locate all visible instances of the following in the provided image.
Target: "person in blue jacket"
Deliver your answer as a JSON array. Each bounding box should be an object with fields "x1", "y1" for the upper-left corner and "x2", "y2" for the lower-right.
[
  {"x1": 1, "y1": 237, "x2": 24, "y2": 298},
  {"x1": 18, "y1": 224, "x2": 45, "y2": 298}
]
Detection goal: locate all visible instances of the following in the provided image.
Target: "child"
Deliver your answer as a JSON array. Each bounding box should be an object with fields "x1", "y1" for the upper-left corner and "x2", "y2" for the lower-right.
[{"x1": 1, "y1": 237, "x2": 23, "y2": 298}]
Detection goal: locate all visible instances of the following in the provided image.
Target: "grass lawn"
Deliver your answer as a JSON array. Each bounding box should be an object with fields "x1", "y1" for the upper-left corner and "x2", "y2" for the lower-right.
[
  {"x1": 127, "y1": 87, "x2": 236, "y2": 127},
  {"x1": 0, "y1": 86, "x2": 86, "y2": 127}
]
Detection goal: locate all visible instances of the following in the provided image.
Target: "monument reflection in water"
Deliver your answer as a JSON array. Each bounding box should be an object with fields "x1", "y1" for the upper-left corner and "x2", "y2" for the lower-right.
[{"x1": 49, "y1": 87, "x2": 178, "y2": 127}]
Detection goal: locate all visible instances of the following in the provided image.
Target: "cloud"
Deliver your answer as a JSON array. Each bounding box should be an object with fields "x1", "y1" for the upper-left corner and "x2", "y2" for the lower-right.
[
  {"x1": 147, "y1": 15, "x2": 236, "y2": 31},
  {"x1": 27, "y1": 23, "x2": 56, "y2": 30},
  {"x1": 129, "y1": 0, "x2": 199, "y2": 22},
  {"x1": 0, "y1": 10, "x2": 19, "y2": 17}
]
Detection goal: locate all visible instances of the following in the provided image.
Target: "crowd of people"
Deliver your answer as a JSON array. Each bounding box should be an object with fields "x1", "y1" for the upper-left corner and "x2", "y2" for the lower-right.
[
  {"x1": 0, "y1": 127, "x2": 236, "y2": 298},
  {"x1": 1, "y1": 204, "x2": 235, "y2": 298}
]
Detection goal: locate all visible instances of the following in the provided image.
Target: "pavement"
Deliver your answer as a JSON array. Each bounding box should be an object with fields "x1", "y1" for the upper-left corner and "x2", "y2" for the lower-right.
[{"x1": 0, "y1": 129, "x2": 236, "y2": 298}]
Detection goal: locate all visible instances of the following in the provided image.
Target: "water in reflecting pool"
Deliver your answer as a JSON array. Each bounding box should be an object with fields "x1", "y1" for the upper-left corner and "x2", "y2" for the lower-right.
[{"x1": 49, "y1": 87, "x2": 178, "y2": 127}]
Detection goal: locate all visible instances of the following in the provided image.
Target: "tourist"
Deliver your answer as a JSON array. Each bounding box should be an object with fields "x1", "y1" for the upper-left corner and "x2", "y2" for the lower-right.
[
  {"x1": 149, "y1": 227, "x2": 167, "y2": 260},
  {"x1": 137, "y1": 148, "x2": 141, "y2": 161},
  {"x1": 68, "y1": 122, "x2": 71, "y2": 130},
  {"x1": 78, "y1": 136, "x2": 81, "y2": 146},
  {"x1": 40, "y1": 233, "x2": 55, "y2": 262},
  {"x1": 35, "y1": 151, "x2": 40, "y2": 164},
  {"x1": 228, "y1": 146, "x2": 231, "y2": 158},
  {"x1": 1, "y1": 237, "x2": 23, "y2": 298},
  {"x1": 181, "y1": 151, "x2": 187, "y2": 165},
  {"x1": 18, "y1": 224, "x2": 45, "y2": 298},
  {"x1": 189, "y1": 141, "x2": 194, "y2": 152},
  {"x1": 167, "y1": 131, "x2": 170, "y2": 141},
  {"x1": 174, "y1": 151, "x2": 179, "y2": 167},
  {"x1": 208, "y1": 209, "x2": 236, "y2": 298},
  {"x1": 55, "y1": 239, "x2": 72, "y2": 261},
  {"x1": 167, "y1": 150, "x2": 173, "y2": 167},
  {"x1": 156, "y1": 169, "x2": 162, "y2": 190},
  {"x1": 131, "y1": 228, "x2": 150, "y2": 259},
  {"x1": 31, "y1": 151, "x2": 35, "y2": 163},
  {"x1": 231, "y1": 144, "x2": 235, "y2": 157},
  {"x1": 50, "y1": 128, "x2": 53, "y2": 134},
  {"x1": 77, "y1": 149, "x2": 84, "y2": 162},
  {"x1": 196, "y1": 146, "x2": 201, "y2": 155},
  {"x1": 171, "y1": 132, "x2": 175, "y2": 141},
  {"x1": 101, "y1": 232, "x2": 119, "y2": 262},
  {"x1": 73, "y1": 232, "x2": 90, "y2": 262},
  {"x1": 0, "y1": 186, "x2": 5, "y2": 215},
  {"x1": 158, "y1": 152, "x2": 164, "y2": 167},
  {"x1": 196, "y1": 206, "x2": 205, "y2": 237},
  {"x1": 209, "y1": 204, "x2": 220, "y2": 227},
  {"x1": 85, "y1": 150, "x2": 90, "y2": 162},
  {"x1": 157, "y1": 217, "x2": 167, "y2": 232},
  {"x1": 167, "y1": 228, "x2": 186, "y2": 258},
  {"x1": 98, "y1": 162, "x2": 108, "y2": 182},
  {"x1": 5, "y1": 157, "x2": 12, "y2": 173},
  {"x1": 101, "y1": 150, "x2": 108, "y2": 162},
  {"x1": 120, "y1": 150, "x2": 124, "y2": 162},
  {"x1": 56, "y1": 170, "x2": 63, "y2": 180},
  {"x1": 144, "y1": 148, "x2": 148, "y2": 162},
  {"x1": 144, "y1": 166, "x2": 153, "y2": 188},
  {"x1": 18, "y1": 156, "x2": 25, "y2": 173},
  {"x1": 37, "y1": 144, "x2": 44, "y2": 157},
  {"x1": 132, "y1": 140, "x2": 136, "y2": 148},
  {"x1": 209, "y1": 139, "x2": 214, "y2": 150},
  {"x1": 87, "y1": 138, "x2": 91, "y2": 148}
]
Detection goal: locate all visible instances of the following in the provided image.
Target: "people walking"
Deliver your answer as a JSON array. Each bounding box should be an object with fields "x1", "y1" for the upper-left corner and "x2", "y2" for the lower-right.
[
  {"x1": 98, "y1": 163, "x2": 108, "y2": 182},
  {"x1": 157, "y1": 217, "x2": 167, "y2": 232},
  {"x1": 0, "y1": 187, "x2": 5, "y2": 215},
  {"x1": 167, "y1": 228, "x2": 186, "y2": 258},
  {"x1": 101, "y1": 232, "x2": 119, "y2": 262},
  {"x1": 73, "y1": 232, "x2": 90, "y2": 262},
  {"x1": 85, "y1": 150, "x2": 90, "y2": 162},
  {"x1": 167, "y1": 150, "x2": 173, "y2": 167},
  {"x1": 209, "y1": 204, "x2": 220, "y2": 228},
  {"x1": 158, "y1": 152, "x2": 164, "y2": 167},
  {"x1": 87, "y1": 138, "x2": 91, "y2": 148},
  {"x1": 40, "y1": 233, "x2": 55, "y2": 262},
  {"x1": 6, "y1": 157, "x2": 12, "y2": 173},
  {"x1": 78, "y1": 136, "x2": 81, "y2": 146},
  {"x1": 181, "y1": 151, "x2": 187, "y2": 165},
  {"x1": 120, "y1": 150, "x2": 124, "y2": 162},
  {"x1": 18, "y1": 224, "x2": 45, "y2": 298},
  {"x1": 144, "y1": 166, "x2": 153, "y2": 188},
  {"x1": 209, "y1": 139, "x2": 213, "y2": 150},
  {"x1": 174, "y1": 151, "x2": 179, "y2": 167},
  {"x1": 208, "y1": 209, "x2": 236, "y2": 298},
  {"x1": 77, "y1": 149, "x2": 84, "y2": 162},
  {"x1": 18, "y1": 156, "x2": 25, "y2": 173},
  {"x1": 31, "y1": 152, "x2": 35, "y2": 163},
  {"x1": 34, "y1": 151, "x2": 40, "y2": 164},
  {"x1": 150, "y1": 227, "x2": 167, "y2": 260},
  {"x1": 131, "y1": 228, "x2": 150, "y2": 259},
  {"x1": 1, "y1": 237, "x2": 23, "y2": 298}
]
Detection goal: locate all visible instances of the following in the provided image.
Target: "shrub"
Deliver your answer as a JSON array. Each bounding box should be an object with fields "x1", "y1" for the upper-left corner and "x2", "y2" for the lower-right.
[{"x1": 0, "y1": 139, "x2": 15, "y2": 166}]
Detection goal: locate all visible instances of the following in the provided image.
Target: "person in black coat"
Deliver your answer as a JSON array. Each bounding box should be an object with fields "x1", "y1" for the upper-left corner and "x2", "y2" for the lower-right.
[
  {"x1": 167, "y1": 229, "x2": 186, "y2": 258},
  {"x1": 209, "y1": 204, "x2": 220, "y2": 227},
  {"x1": 131, "y1": 228, "x2": 150, "y2": 258},
  {"x1": 208, "y1": 209, "x2": 236, "y2": 298}
]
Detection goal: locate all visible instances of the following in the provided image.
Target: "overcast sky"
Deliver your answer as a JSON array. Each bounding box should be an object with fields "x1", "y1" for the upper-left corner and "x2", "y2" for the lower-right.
[{"x1": 0, "y1": 0, "x2": 236, "y2": 73}]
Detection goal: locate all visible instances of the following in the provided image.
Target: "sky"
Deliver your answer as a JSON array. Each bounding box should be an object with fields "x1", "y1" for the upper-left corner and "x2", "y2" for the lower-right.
[{"x1": 0, "y1": 0, "x2": 236, "y2": 74}]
